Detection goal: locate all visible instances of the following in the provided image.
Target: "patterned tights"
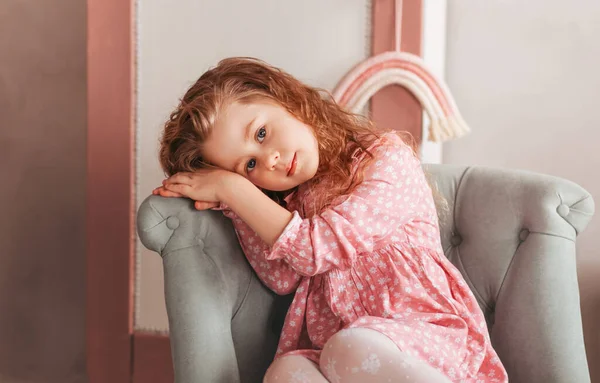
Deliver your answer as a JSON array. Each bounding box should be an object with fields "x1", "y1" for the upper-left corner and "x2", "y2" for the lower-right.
[{"x1": 263, "y1": 328, "x2": 453, "y2": 383}]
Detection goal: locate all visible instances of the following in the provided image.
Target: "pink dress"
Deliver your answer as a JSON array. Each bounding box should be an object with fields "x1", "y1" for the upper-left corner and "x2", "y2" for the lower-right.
[{"x1": 220, "y1": 134, "x2": 508, "y2": 382}]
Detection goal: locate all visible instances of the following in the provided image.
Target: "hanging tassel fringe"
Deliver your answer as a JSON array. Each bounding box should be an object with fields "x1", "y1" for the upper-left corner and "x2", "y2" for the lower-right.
[{"x1": 332, "y1": 51, "x2": 470, "y2": 143}]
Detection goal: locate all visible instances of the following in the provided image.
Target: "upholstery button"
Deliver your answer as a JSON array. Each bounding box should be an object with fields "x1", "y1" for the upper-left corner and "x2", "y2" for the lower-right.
[
  {"x1": 194, "y1": 236, "x2": 205, "y2": 247},
  {"x1": 557, "y1": 204, "x2": 570, "y2": 217},
  {"x1": 450, "y1": 234, "x2": 462, "y2": 246},
  {"x1": 519, "y1": 229, "x2": 530, "y2": 241},
  {"x1": 166, "y1": 216, "x2": 180, "y2": 230}
]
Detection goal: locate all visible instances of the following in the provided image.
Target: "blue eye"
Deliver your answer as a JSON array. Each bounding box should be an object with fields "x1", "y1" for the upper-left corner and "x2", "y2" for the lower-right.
[
  {"x1": 246, "y1": 158, "x2": 256, "y2": 172},
  {"x1": 246, "y1": 127, "x2": 265, "y2": 173},
  {"x1": 257, "y1": 127, "x2": 266, "y2": 142}
]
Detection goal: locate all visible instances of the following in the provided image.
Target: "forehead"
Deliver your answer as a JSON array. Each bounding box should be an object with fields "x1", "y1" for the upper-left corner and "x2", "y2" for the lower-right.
[
  {"x1": 212, "y1": 99, "x2": 280, "y2": 138},
  {"x1": 213, "y1": 101, "x2": 253, "y2": 139}
]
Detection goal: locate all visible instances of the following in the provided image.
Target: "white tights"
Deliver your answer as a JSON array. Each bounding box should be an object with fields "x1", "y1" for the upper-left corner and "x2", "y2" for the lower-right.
[{"x1": 263, "y1": 328, "x2": 453, "y2": 383}]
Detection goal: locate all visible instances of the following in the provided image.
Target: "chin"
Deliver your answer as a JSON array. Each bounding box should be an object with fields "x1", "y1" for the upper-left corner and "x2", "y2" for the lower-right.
[
  {"x1": 271, "y1": 184, "x2": 298, "y2": 192},
  {"x1": 261, "y1": 180, "x2": 303, "y2": 192},
  {"x1": 255, "y1": 182, "x2": 290, "y2": 192}
]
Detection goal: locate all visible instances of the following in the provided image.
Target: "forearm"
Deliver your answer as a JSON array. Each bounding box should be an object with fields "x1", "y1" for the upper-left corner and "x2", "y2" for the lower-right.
[{"x1": 219, "y1": 175, "x2": 293, "y2": 247}]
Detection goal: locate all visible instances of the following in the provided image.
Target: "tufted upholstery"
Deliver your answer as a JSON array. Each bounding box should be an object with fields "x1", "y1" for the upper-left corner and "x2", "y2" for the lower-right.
[{"x1": 137, "y1": 164, "x2": 594, "y2": 383}]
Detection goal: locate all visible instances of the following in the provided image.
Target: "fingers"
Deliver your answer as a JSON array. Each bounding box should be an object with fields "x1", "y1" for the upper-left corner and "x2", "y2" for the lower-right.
[
  {"x1": 152, "y1": 185, "x2": 218, "y2": 211},
  {"x1": 194, "y1": 201, "x2": 220, "y2": 210},
  {"x1": 163, "y1": 183, "x2": 190, "y2": 195},
  {"x1": 164, "y1": 173, "x2": 193, "y2": 185},
  {"x1": 152, "y1": 186, "x2": 183, "y2": 198}
]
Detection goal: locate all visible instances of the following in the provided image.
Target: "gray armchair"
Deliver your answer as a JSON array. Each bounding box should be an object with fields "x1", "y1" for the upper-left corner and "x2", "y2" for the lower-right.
[{"x1": 137, "y1": 164, "x2": 594, "y2": 383}]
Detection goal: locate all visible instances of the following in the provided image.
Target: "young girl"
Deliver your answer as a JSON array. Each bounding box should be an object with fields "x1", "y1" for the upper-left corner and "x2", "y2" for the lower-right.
[{"x1": 152, "y1": 57, "x2": 508, "y2": 383}]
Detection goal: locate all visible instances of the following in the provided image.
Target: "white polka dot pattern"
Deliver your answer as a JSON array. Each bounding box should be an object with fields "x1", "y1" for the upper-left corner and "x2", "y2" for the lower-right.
[{"x1": 221, "y1": 134, "x2": 508, "y2": 382}]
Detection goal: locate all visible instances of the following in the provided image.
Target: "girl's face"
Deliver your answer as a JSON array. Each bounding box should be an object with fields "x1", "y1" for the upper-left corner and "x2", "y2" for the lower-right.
[{"x1": 202, "y1": 99, "x2": 319, "y2": 192}]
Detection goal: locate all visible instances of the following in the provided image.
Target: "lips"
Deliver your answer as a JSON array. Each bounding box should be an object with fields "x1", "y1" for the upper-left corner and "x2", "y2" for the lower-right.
[{"x1": 287, "y1": 153, "x2": 297, "y2": 176}]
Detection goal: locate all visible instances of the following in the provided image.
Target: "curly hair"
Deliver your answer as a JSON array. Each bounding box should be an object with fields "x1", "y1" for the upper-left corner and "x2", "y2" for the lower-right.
[{"x1": 159, "y1": 57, "x2": 419, "y2": 215}]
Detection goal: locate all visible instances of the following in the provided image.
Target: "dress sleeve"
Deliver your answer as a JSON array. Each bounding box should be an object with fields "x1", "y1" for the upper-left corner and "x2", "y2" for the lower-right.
[
  {"x1": 266, "y1": 134, "x2": 433, "y2": 276},
  {"x1": 213, "y1": 204, "x2": 302, "y2": 295}
]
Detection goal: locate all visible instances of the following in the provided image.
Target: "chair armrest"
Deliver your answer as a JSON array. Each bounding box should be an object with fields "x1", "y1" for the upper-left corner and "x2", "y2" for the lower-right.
[
  {"x1": 137, "y1": 195, "x2": 285, "y2": 382},
  {"x1": 137, "y1": 196, "x2": 250, "y2": 382}
]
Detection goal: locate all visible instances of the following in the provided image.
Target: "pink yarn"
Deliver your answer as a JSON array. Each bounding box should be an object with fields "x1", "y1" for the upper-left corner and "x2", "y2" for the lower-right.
[{"x1": 332, "y1": 51, "x2": 469, "y2": 142}]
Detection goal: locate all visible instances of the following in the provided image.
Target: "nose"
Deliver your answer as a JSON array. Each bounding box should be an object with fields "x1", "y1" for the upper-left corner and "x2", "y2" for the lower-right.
[{"x1": 263, "y1": 150, "x2": 280, "y2": 170}]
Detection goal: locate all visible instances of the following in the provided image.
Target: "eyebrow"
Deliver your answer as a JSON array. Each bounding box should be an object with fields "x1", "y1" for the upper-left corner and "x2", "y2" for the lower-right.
[
  {"x1": 233, "y1": 117, "x2": 256, "y2": 173},
  {"x1": 244, "y1": 117, "x2": 256, "y2": 142}
]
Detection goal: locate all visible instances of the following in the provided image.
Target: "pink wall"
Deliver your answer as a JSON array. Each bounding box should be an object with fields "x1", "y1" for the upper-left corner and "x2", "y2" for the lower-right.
[
  {"x1": 0, "y1": 0, "x2": 87, "y2": 382},
  {"x1": 371, "y1": 0, "x2": 423, "y2": 147},
  {"x1": 86, "y1": 0, "x2": 134, "y2": 380}
]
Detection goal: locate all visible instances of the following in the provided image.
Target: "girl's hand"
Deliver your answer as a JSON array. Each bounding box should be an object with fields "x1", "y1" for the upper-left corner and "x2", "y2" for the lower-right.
[{"x1": 152, "y1": 169, "x2": 238, "y2": 210}]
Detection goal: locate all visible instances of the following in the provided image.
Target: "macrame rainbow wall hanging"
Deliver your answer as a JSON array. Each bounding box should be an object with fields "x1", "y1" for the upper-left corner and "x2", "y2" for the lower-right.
[{"x1": 332, "y1": 0, "x2": 469, "y2": 143}]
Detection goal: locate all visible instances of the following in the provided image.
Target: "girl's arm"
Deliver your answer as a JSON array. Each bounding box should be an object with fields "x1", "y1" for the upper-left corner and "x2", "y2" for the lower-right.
[
  {"x1": 218, "y1": 176, "x2": 294, "y2": 247},
  {"x1": 219, "y1": 135, "x2": 436, "y2": 277},
  {"x1": 217, "y1": 179, "x2": 304, "y2": 292},
  {"x1": 156, "y1": 171, "x2": 301, "y2": 295},
  {"x1": 217, "y1": 206, "x2": 302, "y2": 295}
]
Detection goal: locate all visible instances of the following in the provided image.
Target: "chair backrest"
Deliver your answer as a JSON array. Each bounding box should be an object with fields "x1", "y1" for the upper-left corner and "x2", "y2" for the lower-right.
[{"x1": 423, "y1": 164, "x2": 593, "y2": 383}]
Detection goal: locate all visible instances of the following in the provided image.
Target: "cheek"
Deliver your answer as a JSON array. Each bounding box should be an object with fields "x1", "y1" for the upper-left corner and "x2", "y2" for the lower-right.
[
  {"x1": 248, "y1": 172, "x2": 271, "y2": 188},
  {"x1": 251, "y1": 172, "x2": 290, "y2": 192},
  {"x1": 304, "y1": 128, "x2": 319, "y2": 151}
]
